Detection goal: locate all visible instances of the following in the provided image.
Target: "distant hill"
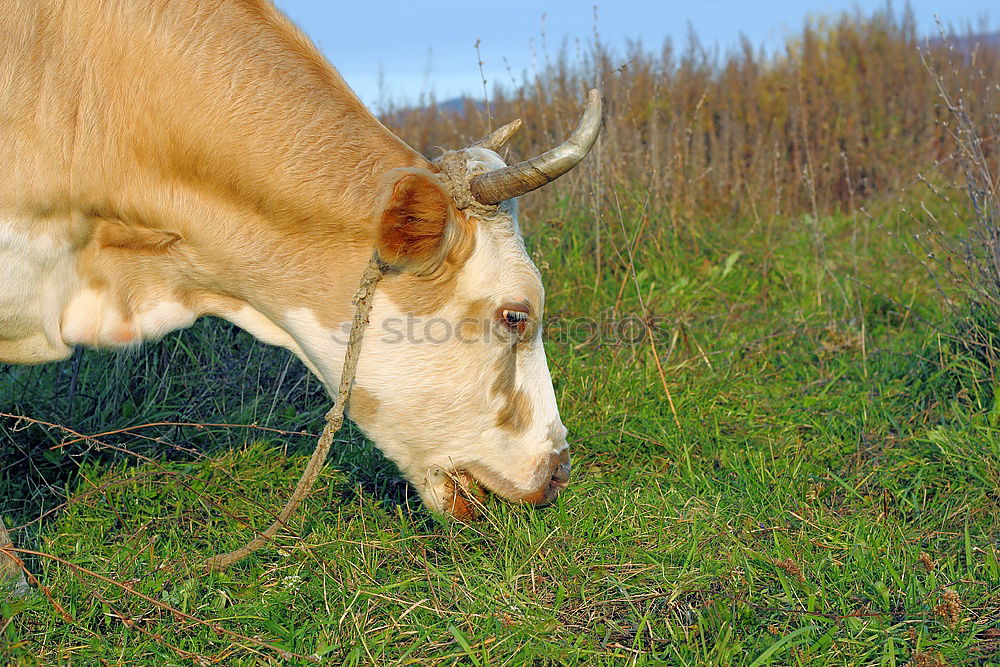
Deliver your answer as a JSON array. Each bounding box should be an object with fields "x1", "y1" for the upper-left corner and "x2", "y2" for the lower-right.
[
  {"x1": 929, "y1": 30, "x2": 1000, "y2": 52},
  {"x1": 381, "y1": 96, "x2": 483, "y2": 120},
  {"x1": 437, "y1": 96, "x2": 484, "y2": 114}
]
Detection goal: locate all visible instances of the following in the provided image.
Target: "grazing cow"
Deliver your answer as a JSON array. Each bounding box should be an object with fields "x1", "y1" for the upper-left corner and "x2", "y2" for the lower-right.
[{"x1": 0, "y1": 0, "x2": 601, "y2": 558}]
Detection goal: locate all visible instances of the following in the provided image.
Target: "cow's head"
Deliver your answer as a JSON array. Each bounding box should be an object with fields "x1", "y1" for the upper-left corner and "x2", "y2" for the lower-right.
[{"x1": 338, "y1": 91, "x2": 602, "y2": 517}]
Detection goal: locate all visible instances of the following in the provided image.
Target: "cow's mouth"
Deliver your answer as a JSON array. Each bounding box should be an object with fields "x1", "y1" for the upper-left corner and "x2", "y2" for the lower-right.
[{"x1": 441, "y1": 450, "x2": 571, "y2": 520}]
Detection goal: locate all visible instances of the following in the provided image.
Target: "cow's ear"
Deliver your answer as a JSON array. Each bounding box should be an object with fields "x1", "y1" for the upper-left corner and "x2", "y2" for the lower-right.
[{"x1": 375, "y1": 169, "x2": 459, "y2": 275}]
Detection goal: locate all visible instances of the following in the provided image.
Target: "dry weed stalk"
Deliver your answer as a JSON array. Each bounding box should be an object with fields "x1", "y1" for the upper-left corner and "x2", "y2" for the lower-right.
[{"x1": 907, "y1": 25, "x2": 1000, "y2": 393}]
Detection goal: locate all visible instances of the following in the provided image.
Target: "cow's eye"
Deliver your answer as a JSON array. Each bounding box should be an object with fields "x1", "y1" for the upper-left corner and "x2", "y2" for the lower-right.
[{"x1": 498, "y1": 307, "x2": 529, "y2": 335}]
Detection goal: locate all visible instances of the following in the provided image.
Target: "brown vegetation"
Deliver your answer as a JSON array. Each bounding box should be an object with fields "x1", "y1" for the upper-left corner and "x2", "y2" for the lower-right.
[{"x1": 386, "y1": 7, "x2": 999, "y2": 229}]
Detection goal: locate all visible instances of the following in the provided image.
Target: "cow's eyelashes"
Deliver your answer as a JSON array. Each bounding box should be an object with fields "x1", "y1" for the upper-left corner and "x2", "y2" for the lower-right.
[
  {"x1": 497, "y1": 307, "x2": 529, "y2": 336},
  {"x1": 502, "y1": 309, "x2": 527, "y2": 325}
]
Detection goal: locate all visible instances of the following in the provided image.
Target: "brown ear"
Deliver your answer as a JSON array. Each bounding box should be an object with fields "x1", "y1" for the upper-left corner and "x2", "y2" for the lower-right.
[{"x1": 376, "y1": 170, "x2": 455, "y2": 274}]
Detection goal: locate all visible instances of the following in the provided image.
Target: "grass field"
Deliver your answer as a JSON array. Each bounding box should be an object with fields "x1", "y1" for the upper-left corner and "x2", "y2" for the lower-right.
[
  {"x1": 3, "y1": 9, "x2": 1000, "y2": 666},
  {"x1": 3, "y1": 193, "x2": 999, "y2": 664}
]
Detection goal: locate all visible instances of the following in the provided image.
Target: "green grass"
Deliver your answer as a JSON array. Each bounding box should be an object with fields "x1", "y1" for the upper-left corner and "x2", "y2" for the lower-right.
[{"x1": 2, "y1": 197, "x2": 999, "y2": 664}]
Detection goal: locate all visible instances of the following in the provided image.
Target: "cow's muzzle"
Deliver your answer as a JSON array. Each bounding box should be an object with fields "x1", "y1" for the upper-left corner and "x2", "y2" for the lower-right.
[
  {"x1": 448, "y1": 449, "x2": 571, "y2": 518},
  {"x1": 519, "y1": 449, "x2": 571, "y2": 506}
]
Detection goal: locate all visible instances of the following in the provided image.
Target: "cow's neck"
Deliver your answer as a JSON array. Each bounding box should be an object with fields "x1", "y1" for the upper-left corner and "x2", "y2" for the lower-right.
[{"x1": 1, "y1": 0, "x2": 426, "y2": 389}]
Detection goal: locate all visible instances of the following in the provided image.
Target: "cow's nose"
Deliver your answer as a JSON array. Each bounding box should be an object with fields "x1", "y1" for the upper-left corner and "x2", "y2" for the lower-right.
[
  {"x1": 526, "y1": 450, "x2": 572, "y2": 506},
  {"x1": 550, "y1": 449, "x2": 571, "y2": 488}
]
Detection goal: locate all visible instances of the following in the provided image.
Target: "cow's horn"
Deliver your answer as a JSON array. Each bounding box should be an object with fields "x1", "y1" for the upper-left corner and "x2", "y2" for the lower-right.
[
  {"x1": 470, "y1": 89, "x2": 603, "y2": 205},
  {"x1": 475, "y1": 119, "x2": 522, "y2": 151}
]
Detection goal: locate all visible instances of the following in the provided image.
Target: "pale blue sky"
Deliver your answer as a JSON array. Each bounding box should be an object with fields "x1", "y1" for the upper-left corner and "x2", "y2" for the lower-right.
[{"x1": 272, "y1": 1, "x2": 995, "y2": 110}]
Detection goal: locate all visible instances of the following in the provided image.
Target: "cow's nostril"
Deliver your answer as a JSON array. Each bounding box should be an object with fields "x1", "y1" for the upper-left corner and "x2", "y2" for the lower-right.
[{"x1": 551, "y1": 462, "x2": 571, "y2": 485}]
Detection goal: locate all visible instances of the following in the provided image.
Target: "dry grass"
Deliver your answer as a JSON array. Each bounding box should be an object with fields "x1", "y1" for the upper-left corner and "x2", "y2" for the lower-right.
[{"x1": 387, "y1": 6, "x2": 998, "y2": 229}]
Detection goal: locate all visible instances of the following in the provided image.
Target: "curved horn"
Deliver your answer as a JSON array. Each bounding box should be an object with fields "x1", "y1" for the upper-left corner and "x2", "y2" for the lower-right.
[
  {"x1": 470, "y1": 89, "x2": 603, "y2": 205},
  {"x1": 475, "y1": 119, "x2": 522, "y2": 151}
]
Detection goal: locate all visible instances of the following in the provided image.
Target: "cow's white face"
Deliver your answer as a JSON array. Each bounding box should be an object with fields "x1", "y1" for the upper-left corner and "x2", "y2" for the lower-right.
[{"x1": 342, "y1": 147, "x2": 570, "y2": 516}]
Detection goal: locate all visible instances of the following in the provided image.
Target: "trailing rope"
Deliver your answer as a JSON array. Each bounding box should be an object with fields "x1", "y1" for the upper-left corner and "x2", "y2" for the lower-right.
[{"x1": 202, "y1": 253, "x2": 386, "y2": 573}]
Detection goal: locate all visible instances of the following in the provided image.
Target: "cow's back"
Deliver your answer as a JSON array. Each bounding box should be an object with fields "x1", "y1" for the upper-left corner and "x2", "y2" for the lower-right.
[{"x1": 0, "y1": 0, "x2": 427, "y2": 365}]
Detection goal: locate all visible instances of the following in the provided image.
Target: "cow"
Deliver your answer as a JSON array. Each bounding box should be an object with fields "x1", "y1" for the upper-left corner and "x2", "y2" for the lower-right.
[{"x1": 0, "y1": 0, "x2": 601, "y2": 581}]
